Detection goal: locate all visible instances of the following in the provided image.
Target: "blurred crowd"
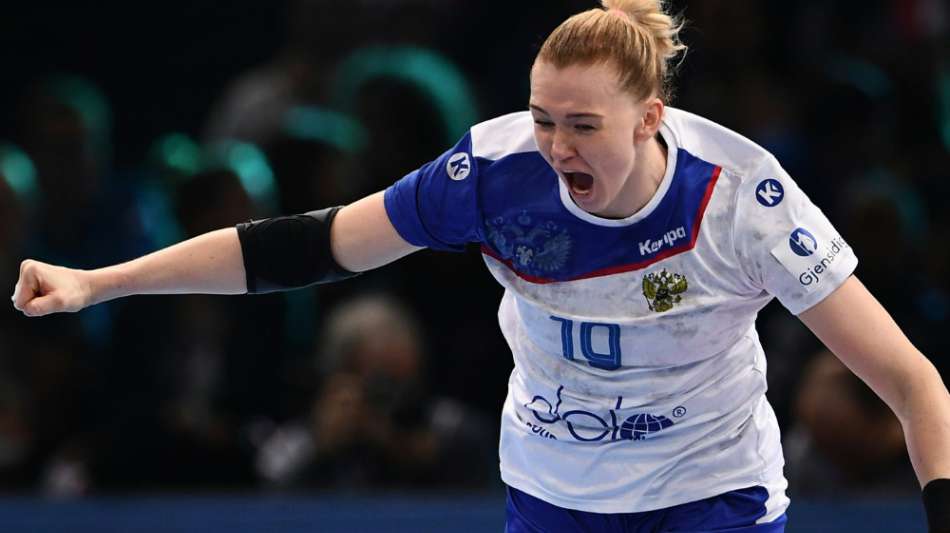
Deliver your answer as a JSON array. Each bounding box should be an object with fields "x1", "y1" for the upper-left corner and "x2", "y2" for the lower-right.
[{"x1": 0, "y1": 0, "x2": 947, "y2": 499}]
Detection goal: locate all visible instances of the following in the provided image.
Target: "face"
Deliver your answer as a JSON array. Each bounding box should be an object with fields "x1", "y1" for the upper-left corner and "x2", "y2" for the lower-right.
[{"x1": 530, "y1": 61, "x2": 664, "y2": 218}]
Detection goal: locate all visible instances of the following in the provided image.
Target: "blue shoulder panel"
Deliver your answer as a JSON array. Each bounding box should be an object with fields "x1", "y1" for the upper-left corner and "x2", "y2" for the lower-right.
[{"x1": 384, "y1": 133, "x2": 483, "y2": 252}]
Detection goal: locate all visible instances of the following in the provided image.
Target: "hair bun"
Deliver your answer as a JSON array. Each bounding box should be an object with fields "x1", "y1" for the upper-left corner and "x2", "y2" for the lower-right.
[
  {"x1": 601, "y1": 0, "x2": 661, "y2": 18},
  {"x1": 600, "y1": 0, "x2": 686, "y2": 64}
]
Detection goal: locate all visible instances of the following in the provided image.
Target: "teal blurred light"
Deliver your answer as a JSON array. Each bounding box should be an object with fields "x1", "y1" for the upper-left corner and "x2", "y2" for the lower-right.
[
  {"x1": 150, "y1": 135, "x2": 279, "y2": 216},
  {"x1": 284, "y1": 106, "x2": 368, "y2": 154},
  {"x1": 826, "y1": 54, "x2": 893, "y2": 100},
  {"x1": 207, "y1": 140, "x2": 279, "y2": 214},
  {"x1": 0, "y1": 143, "x2": 40, "y2": 206},
  {"x1": 46, "y1": 75, "x2": 114, "y2": 164},
  {"x1": 151, "y1": 133, "x2": 204, "y2": 178},
  {"x1": 332, "y1": 45, "x2": 479, "y2": 144}
]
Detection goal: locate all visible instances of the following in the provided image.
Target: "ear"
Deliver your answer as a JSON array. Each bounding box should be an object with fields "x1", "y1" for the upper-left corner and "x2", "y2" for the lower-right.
[{"x1": 634, "y1": 98, "x2": 664, "y2": 143}]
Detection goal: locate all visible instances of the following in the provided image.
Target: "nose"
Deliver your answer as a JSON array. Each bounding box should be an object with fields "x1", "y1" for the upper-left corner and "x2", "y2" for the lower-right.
[{"x1": 550, "y1": 128, "x2": 575, "y2": 162}]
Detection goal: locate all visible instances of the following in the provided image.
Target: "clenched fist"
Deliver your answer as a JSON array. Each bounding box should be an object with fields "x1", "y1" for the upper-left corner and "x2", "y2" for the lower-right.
[{"x1": 11, "y1": 260, "x2": 93, "y2": 317}]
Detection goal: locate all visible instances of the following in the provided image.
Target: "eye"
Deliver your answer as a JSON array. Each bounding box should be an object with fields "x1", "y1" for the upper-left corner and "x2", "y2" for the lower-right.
[
  {"x1": 574, "y1": 124, "x2": 596, "y2": 133},
  {"x1": 533, "y1": 119, "x2": 554, "y2": 129}
]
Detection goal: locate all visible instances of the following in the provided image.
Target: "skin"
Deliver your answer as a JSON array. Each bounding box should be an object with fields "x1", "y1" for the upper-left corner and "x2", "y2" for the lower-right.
[
  {"x1": 10, "y1": 60, "x2": 950, "y2": 491},
  {"x1": 529, "y1": 61, "x2": 668, "y2": 219}
]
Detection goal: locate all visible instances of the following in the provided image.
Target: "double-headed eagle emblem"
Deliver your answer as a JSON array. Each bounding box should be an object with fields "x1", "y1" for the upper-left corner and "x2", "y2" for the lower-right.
[{"x1": 642, "y1": 269, "x2": 688, "y2": 312}]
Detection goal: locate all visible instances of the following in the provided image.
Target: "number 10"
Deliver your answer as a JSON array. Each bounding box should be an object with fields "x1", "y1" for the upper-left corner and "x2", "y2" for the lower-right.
[{"x1": 550, "y1": 316, "x2": 622, "y2": 371}]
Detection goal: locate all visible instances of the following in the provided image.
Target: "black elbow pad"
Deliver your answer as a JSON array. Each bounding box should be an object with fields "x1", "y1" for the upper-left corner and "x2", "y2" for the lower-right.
[{"x1": 236, "y1": 206, "x2": 359, "y2": 294}]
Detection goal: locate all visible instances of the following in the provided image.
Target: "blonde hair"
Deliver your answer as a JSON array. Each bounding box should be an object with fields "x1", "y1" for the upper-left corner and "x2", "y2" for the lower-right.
[{"x1": 536, "y1": 0, "x2": 687, "y2": 102}]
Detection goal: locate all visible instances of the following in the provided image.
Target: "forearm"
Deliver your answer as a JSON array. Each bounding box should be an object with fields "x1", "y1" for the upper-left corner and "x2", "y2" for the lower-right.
[
  {"x1": 898, "y1": 360, "x2": 950, "y2": 486},
  {"x1": 88, "y1": 227, "x2": 246, "y2": 305}
]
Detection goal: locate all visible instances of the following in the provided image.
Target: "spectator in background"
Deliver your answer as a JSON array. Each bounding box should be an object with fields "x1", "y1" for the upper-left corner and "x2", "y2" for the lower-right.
[
  {"x1": 14, "y1": 75, "x2": 159, "y2": 359},
  {"x1": 0, "y1": 159, "x2": 34, "y2": 490},
  {"x1": 204, "y1": 0, "x2": 509, "y2": 418},
  {"x1": 784, "y1": 349, "x2": 918, "y2": 498},
  {"x1": 839, "y1": 173, "x2": 928, "y2": 323},
  {"x1": 16, "y1": 75, "x2": 154, "y2": 268},
  {"x1": 0, "y1": 142, "x2": 98, "y2": 496},
  {"x1": 263, "y1": 108, "x2": 366, "y2": 214},
  {"x1": 92, "y1": 145, "x2": 292, "y2": 490},
  {"x1": 203, "y1": 0, "x2": 474, "y2": 213},
  {"x1": 204, "y1": 0, "x2": 465, "y2": 146},
  {"x1": 256, "y1": 294, "x2": 494, "y2": 490},
  {"x1": 0, "y1": 145, "x2": 34, "y2": 296}
]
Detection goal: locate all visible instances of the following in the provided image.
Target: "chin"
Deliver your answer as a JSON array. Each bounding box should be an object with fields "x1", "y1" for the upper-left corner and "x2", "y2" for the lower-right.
[{"x1": 576, "y1": 196, "x2": 610, "y2": 216}]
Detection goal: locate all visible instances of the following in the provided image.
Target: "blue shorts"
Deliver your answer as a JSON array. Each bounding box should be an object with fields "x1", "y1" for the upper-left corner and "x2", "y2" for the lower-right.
[{"x1": 505, "y1": 485, "x2": 787, "y2": 533}]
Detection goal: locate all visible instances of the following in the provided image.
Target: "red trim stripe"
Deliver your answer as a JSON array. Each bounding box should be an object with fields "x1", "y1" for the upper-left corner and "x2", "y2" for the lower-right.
[{"x1": 481, "y1": 165, "x2": 722, "y2": 284}]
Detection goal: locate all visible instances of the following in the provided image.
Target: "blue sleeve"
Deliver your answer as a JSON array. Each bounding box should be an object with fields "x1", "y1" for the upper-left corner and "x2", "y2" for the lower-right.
[{"x1": 383, "y1": 132, "x2": 484, "y2": 252}]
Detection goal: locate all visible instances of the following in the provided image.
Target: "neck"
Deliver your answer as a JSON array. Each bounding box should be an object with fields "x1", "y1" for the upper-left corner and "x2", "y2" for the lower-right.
[{"x1": 610, "y1": 134, "x2": 668, "y2": 218}]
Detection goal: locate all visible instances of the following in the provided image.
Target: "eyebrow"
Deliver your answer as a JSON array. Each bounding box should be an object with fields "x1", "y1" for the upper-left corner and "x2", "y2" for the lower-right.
[{"x1": 529, "y1": 104, "x2": 604, "y2": 119}]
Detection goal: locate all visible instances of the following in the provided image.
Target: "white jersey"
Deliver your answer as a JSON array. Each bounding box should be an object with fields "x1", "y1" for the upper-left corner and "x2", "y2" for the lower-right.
[{"x1": 384, "y1": 108, "x2": 857, "y2": 519}]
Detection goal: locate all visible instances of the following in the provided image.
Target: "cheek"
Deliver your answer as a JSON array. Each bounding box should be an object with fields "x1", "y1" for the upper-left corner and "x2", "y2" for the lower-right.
[
  {"x1": 592, "y1": 148, "x2": 636, "y2": 192},
  {"x1": 533, "y1": 131, "x2": 552, "y2": 161},
  {"x1": 593, "y1": 147, "x2": 631, "y2": 177}
]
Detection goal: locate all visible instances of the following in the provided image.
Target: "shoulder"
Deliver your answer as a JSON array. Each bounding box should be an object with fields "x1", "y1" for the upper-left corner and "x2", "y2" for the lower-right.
[
  {"x1": 469, "y1": 111, "x2": 538, "y2": 162},
  {"x1": 664, "y1": 107, "x2": 780, "y2": 183},
  {"x1": 664, "y1": 107, "x2": 796, "y2": 227}
]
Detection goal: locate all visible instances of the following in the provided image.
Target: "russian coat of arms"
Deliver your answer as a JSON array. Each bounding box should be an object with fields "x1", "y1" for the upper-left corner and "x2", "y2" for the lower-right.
[
  {"x1": 642, "y1": 269, "x2": 688, "y2": 312},
  {"x1": 485, "y1": 212, "x2": 572, "y2": 276}
]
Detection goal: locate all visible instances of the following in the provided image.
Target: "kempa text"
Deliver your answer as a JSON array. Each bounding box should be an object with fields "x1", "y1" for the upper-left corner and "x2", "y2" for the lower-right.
[{"x1": 638, "y1": 226, "x2": 687, "y2": 256}]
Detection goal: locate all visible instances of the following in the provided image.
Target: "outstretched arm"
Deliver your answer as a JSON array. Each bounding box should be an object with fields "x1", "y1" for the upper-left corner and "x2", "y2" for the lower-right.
[
  {"x1": 12, "y1": 191, "x2": 419, "y2": 317},
  {"x1": 331, "y1": 191, "x2": 421, "y2": 272},
  {"x1": 799, "y1": 275, "x2": 950, "y2": 531}
]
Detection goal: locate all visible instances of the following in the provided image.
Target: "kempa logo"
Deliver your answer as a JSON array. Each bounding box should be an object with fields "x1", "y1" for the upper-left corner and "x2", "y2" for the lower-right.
[
  {"x1": 789, "y1": 228, "x2": 818, "y2": 257},
  {"x1": 446, "y1": 152, "x2": 471, "y2": 181},
  {"x1": 799, "y1": 236, "x2": 850, "y2": 286},
  {"x1": 756, "y1": 179, "x2": 784, "y2": 207},
  {"x1": 638, "y1": 226, "x2": 687, "y2": 256}
]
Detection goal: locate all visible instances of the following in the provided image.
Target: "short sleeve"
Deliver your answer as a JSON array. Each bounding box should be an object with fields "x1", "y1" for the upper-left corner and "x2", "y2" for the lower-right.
[
  {"x1": 733, "y1": 157, "x2": 858, "y2": 314},
  {"x1": 383, "y1": 132, "x2": 483, "y2": 252}
]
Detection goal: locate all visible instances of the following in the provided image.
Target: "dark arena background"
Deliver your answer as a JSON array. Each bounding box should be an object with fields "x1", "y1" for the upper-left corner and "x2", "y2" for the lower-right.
[{"x1": 0, "y1": 0, "x2": 947, "y2": 531}]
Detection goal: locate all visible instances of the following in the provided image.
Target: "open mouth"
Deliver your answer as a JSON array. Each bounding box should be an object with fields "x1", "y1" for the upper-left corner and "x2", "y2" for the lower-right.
[{"x1": 564, "y1": 171, "x2": 594, "y2": 196}]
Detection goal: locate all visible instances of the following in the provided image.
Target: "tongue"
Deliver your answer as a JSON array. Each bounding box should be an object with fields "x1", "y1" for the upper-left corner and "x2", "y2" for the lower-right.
[{"x1": 569, "y1": 173, "x2": 594, "y2": 194}]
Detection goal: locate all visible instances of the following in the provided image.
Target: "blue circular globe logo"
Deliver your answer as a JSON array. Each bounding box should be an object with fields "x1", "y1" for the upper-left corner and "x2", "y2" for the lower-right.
[
  {"x1": 619, "y1": 413, "x2": 674, "y2": 441},
  {"x1": 789, "y1": 228, "x2": 818, "y2": 257}
]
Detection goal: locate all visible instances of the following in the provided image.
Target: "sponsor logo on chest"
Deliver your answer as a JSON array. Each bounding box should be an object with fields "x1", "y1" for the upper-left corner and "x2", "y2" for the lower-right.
[
  {"x1": 638, "y1": 226, "x2": 687, "y2": 256},
  {"x1": 523, "y1": 384, "x2": 686, "y2": 443}
]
